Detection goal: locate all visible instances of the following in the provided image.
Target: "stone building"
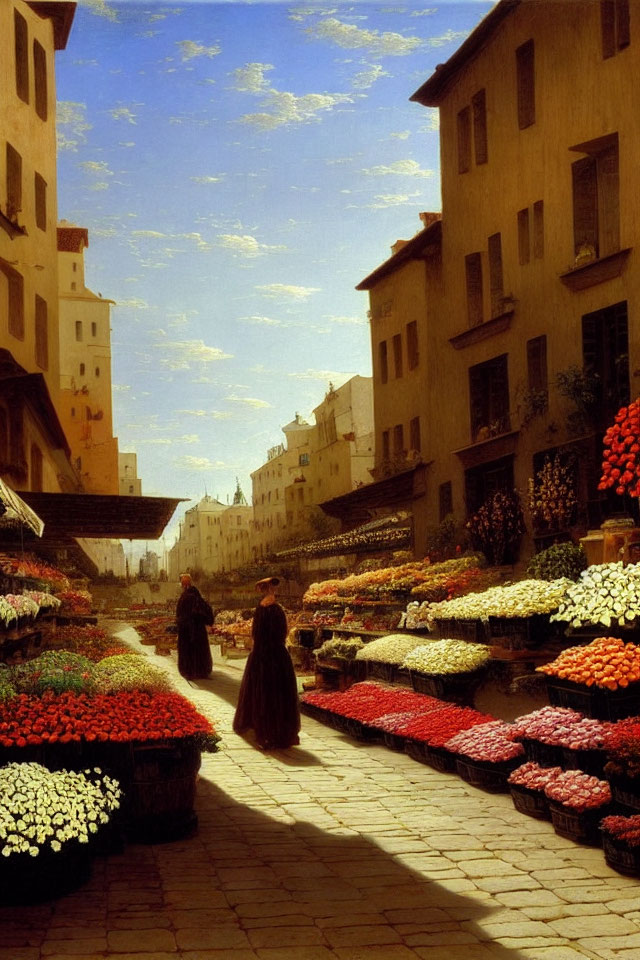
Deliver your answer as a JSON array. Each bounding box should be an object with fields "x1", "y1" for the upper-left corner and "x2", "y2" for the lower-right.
[
  {"x1": 119, "y1": 452, "x2": 142, "y2": 497},
  {"x1": 57, "y1": 223, "x2": 120, "y2": 494},
  {"x1": 354, "y1": 0, "x2": 639, "y2": 555},
  {"x1": 167, "y1": 486, "x2": 252, "y2": 580}
]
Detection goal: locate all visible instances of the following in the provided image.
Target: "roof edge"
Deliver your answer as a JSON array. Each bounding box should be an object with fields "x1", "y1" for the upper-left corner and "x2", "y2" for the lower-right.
[
  {"x1": 27, "y1": 2, "x2": 76, "y2": 50},
  {"x1": 410, "y1": 0, "x2": 520, "y2": 106},
  {"x1": 356, "y1": 219, "x2": 441, "y2": 292}
]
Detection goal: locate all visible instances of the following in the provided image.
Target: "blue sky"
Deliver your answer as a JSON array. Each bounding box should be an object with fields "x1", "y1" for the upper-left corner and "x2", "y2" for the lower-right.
[{"x1": 55, "y1": 0, "x2": 493, "y2": 552}]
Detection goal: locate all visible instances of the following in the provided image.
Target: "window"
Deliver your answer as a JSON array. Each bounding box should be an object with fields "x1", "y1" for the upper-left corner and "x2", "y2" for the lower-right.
[
  {"x1": 469, "y1": 353, "x2": 510, "y2": 442},
  {"x1": 518, "y1": 208, "x2": 530, "y2": 265},
  {"x1": 379, "y1": 340, "x2": 388, "y2": 384},
  {"x1": 6, "y1": 143, "x2": 22, "y2": 220},
  {"x1": 71, "y1": 282, "x2": 76, "y2": 291},
  {"x1": 129, "y1": 485, "x2": 134, "y2": 494},
  {"x1": 571, "y1": 134, "x2": 619, "y2": 260},
  {"x1": 582, "y1": 300, "x2": 629, "y2": 427},
  {"x1": 14, "y1": 11, "x2": 29, "y2": 104},
  {"x1": 406, "y1": 320, "x2": 419, "y2": 370},
  {"x1": 30, "y1": 444, "x2": 43, "y2": 492},
  {"x1": 34, "y1": 173, "x2": 46, "y2": 231},
  {"x1": 34, "y1": 295, "x2": 48, "y2": 370},
  {"x1": 392, "y1": 333, "x2": 403, "y2": 378},
  {"x1": 1, "y1": 260, "x2": 24, "y2": 339},
  {"x1": 472, "y1": 89, "x2": 488, "y2": 165},
  {"x1": 95, "y1": 367, "x2": 100, "y2": 377},
  {"x1": 79, "y1": 363, "x2": 85, "y2": 376},
  {"x1": 465, "y1": 252, "x2": 483, "y2": 326},
  {"x1": 393, "y1": 423, "x2": 404, "y2": 456},
  {"x1": 75, "y1": 320, "x2": 82, "y2": 341},
  {"x1": 439, "y1": 481, "x2": 453, "y2": 522},
  {"x1": 409, "y1": 416, "x2": 421, "y2": 453},
  {"x1": 382, "y1": 429, "x2": 390, "y2": 461},
  {"x1": 465, "y1": 456, "x2": 514, "y2": 515},
  {"x1": 457, "y1": 106, "x2": 471, "y2": 173},
  {"x1": 73, "y1": 262, "x2": 77, "y2": 272},
  {"x1": 91, "y1": 322, "x2": 97, "y2": 337},
  {"x1": 516, "y1": 39, "x2": 535, "y2": 129},
  {"x1": 71, "y1": 407, "x2": 75, "y2": 418},
  {"x1": 533, "y1": 200, "x2": 544, "y2": 259},
  {"x1": 527, "y1": 335, "x2": 548, "y2": 395},
  {"x1": 33, "y1": 40, "x2": 47, "y2": 120},
  {"x1": 601, "y1": 0, "x2": 630, "y2": 57},
  {"x1": 299, "y1": 452, "x2": 309, "y2": 466},
  {"x1": 488, "y1": 232, "x2": 504, "y2": 317}
]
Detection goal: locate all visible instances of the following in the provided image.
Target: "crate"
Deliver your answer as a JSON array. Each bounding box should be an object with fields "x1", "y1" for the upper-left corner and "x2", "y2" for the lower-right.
[
  {"x1": 546, "y1": 676, "x2": 640, "y2": 721},
  {"x1": 602, "y1": 834, "x2": 640, "y2": 876},
  {"x1": 487, "y1": 613, "x2": 550, "y2": 650},
  {"x1": 434, "y1": 618, "x2": 486, "y2": 644},
  {"x1": 422, "y1": 744, "x2": 457, "y2": 773},
  {"x1": 382, "y1": 731, "x2": 406, "y2": 752},
  {"x1": 410, "y1": 669, "x2": 481, "y2": 705},
  {"x1": 342, "y1": 717, "x2": 382, "y2": 743},
  {"x1": 562, "y1": 746, "x2": 606, "y2": 778},
  {"x1": 455, "y1": 756, "x2": 520, "y2": 793},
  {"x1": 548, "y1": 800, "x2": 609, "y2": 845},
  {"x1": 348, "y1": 659, "x2": 368, "y2": 682},
  {"x1": 367, "y1": 660, "x2": 396, "y2": 683},
  {"x1": 404, "y1": 738, "x2": 430, "y2": 765},
  {"x1": 608, "y1": 775, "x2": 640, "y2": 815},
  {"x1": 509, "y1": 782, "x2": 551, "y2": 820}
]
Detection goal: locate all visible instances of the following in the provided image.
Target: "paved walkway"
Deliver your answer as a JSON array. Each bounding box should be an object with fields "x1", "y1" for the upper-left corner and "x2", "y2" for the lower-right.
[{"x1": 2, "y1": 624, "x2": 639, "y2": 960}]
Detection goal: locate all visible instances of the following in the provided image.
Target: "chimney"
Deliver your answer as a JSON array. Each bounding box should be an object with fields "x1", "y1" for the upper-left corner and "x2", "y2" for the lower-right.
[
  {"x1": 419, "y1": 211, "x2": 442, "y2": 229},
  {"x1": 391, "y1": 239, "x2": 409, "y2": 255}
]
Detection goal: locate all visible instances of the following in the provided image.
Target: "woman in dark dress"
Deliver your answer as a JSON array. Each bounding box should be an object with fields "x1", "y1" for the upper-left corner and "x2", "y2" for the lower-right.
[
  {"x1": 176, "y1": 573, "x2": 213, "y2": 680},
  {"x1": 233, "y1": 576, "x2": 300, "y2": 749}
]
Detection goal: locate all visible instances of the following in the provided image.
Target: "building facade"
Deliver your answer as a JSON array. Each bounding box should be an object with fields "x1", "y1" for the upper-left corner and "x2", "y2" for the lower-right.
[
  {"x1": 358, "y1": 0, "x2": 640, "y2": 554},
  {"x1": 167, "y1": 489, "x2": 252, "y2": 581},
  {"x1": 119, "y1": 452, "x2": 142, "y2": 497},
  {"x1": 0, "y1": 1, "x2": 78, "y2": 494},
  {"x1": 57, "y1": 224, "x2": 119, "y2": 494}
]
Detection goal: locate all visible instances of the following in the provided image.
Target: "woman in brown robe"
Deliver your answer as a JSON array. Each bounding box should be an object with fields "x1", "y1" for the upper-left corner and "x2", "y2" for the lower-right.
[
  {"x1": 233, "y1": 576, "x2": 300, "y2": 749},
  {"x1": 176, "y1": 573, "x2": 213, "y2": 680}
]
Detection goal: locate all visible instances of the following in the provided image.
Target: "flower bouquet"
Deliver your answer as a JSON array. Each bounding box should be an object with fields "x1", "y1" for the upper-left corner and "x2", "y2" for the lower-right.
[
  {"x1": 600, "y1": 814, "x2": 640, "y2": 875},
  {"x1": 0, "y1": 762, "x2": 121, "y2": 903},
  {"x1": 544, "y1": 769, "x2": 612, "y2": 844},
  {"x1": 507, "y1": 761, "x2": 564, "y2": 820}
]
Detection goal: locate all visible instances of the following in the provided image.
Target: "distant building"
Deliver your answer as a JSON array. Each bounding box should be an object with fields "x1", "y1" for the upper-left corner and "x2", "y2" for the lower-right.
[
  {"x1": 167, "y1": 486, "x2": 252, "y2": 580},
  {"x1": 57, "y1": 224, "x2": 119, "y2": 494},
  {"x1": 119, "y1": 452, "x2": 142, "y2": 496},
  {"x1": 78, "y1": 538, "x2": 125, "y2": 578},
  {"x1": 139, "y1": 549, "x2": 159, "y2": 581}
]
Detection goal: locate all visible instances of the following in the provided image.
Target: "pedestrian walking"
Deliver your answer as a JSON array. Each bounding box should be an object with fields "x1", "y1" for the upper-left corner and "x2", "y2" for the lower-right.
[
  {"x1": 233, "y1": 576, "x2": 300, "y2": 750},
  {"x1": 176, "y1": 573, "x2": 214, "y2": 680}
]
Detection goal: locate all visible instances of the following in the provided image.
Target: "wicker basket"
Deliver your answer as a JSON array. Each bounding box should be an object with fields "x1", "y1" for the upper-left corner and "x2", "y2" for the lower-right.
[
  {"x1": 509, "y1": 782, "x2": 551, "y2": 820},
  {"x1": 487, "y1": 613, "x2": 550, "y2": 650},
  {"x1": 410, "y1": 669, "x2": 481, "y2": 705},
  {"x1": 519, "y1": 737, "x2": 565, "y2": 768},
  {"x1": 342, "y1": 717, "x2": 382, "y2": 743},
  {"x1": 548, "y1": 800, "x2": 609, "y2": 845},
  {"x1": 607, "y1": 775, "x2": 640, "y2": 815},
  {"x1": 367, "y1": 660, "x2": 396, "y2": 683},
  {"x1": 422, "y1": 744, "x2": 457, "y2": 773},
  {"x1": 546, "y1": 676, "x2": 640, "y2": 722},
  {"x1": 382, "y1": 730, "x2": 406, "y2": 752},
  {"x1": 122, "y1": 739, "x2": 201, "y2": 843},
  {"x1": 433, "y1": 617, "x2": 485, "y2": 644},
  {"x1": 602, "y1": 834, "x2": 640, "y2": 876},
  {"x1": 404, "y1": 738, "x2": 430, "y2": 765},
  {"x1": 455, "y1": 755, "x2": 520, "y2": 793}
]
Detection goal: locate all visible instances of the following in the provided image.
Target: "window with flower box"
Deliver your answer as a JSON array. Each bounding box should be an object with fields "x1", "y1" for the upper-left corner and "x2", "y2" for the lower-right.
[
  {"x1": 469, "y1": 353, "x2": 510, "y2": 442},
  {"x1": 571, "y1": 133, "x2": 619, "y2": 261}
]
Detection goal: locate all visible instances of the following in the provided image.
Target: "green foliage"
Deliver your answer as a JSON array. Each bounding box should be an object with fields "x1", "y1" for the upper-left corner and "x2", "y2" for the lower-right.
[
  {"x1": 425, "y1": 515, "x2": 471, "y2": 562},
  {"x1": 0, "y1": 668, "x2": 16, "y2": 703},
  {"x1": 11, "y1": 651, "x2": 95, "y2": 695},
  {"x1": 466, "y1": 490, "x2": 526, "y2": 566},
  {"x1": 527, "y1": 542, "x2": 588, "y2": 582}
]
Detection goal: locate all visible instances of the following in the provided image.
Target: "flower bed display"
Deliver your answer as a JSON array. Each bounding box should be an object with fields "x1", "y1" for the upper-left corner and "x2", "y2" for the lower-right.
[
  {"x1": 538, "y1": 637, "x2": 640, "y2": 720},
  {"x1": 526, "y1": 543, "x2": 587, "y2": 583},
  {"x1": 507, "y1": 762, "x2": 564, "y2": 820},
  {"x1": 444, "y1": 720, "x2": 524, "y2": 792},
  {"x1": 54, "y1": 589, "x2": 93, "y2": 616},
  {"x1": 354, "y1": 634, "x2": 423, "y2": 665},
  {"x1": 550, "y1": 562, "x2": 640, "y2": 631},
  {"x1": 10, "y1": 651, "x2": 96, "y2": 696},
  {"x1": 0, "y1": 762, "x2": 121, "y2": 903},
  {"x1": 314, "y1": 636, "x2": 365, "y2": 662},
  {"x1": 544, "y1": 770, "x2": 612, "y2": 844},
  {"x1": 0, "y1": 555, "x2": 70, "y2": 591},
  {"x1": 24, "y1": 591, "x2": 62, "y2": 614},
  {"x1": 403, "y1": 639, "x2": 489, "y2": 702},
  {"x1": 93, "y1": 654, "x2": 174, "y2": 694},
  {"x1": 510, "y1": 706, "x2": 610, "y2": 776},
  {"x1": 600, "y1": 815, "x2": 640, "y2": 875},
  {"x1": 51, "y1": 624, "x2": 133, "y2": 661}
]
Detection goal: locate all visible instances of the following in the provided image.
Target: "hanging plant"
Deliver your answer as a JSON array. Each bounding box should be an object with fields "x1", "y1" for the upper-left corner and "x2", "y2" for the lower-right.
[{"x1": 527, "y1": 454, "x2": 577, "y2": 532}]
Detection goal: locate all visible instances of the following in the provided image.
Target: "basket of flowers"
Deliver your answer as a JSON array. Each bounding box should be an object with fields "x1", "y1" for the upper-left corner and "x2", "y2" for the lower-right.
[
  {"x1": 600, "y1": 815, "x2": 640, "y2": 875},
  {"x1": 603, "y1": 718, "x2": 640, "y2": 814},
  {"x1": 507, "y1": 762, "x2": 564, "y2": 820},
  {"x1": 444, "y1": 721, "x2": 525, "y2": 793},
  {"x1": 544, "y1": 770, "x2": 612, "y2": 845},
  {"x1": 403, "y1": 639, "x2": 489, "y2": 705},
  {"x1": 510, "y1": 706, "x2": 609, "y2": 776}
]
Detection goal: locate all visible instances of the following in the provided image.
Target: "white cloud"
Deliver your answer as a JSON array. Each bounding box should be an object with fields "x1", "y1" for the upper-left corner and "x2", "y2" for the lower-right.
[
  {"x1": 225, "y1": 395, "x2": 272, "y2": 409},
  {"x1": 109, "y1": 106, "x2": 137, "y2": 124},
  {"x1": 174, "y1": 455, "x2": 227, "y2": 470},
  {"x1": 368, "y1": 192, "x2": 422, "y2": 208},
  {"x1": 112, "y1": 384, "x2": 131, "y2": 393},
  {"x1": 78, "y1": 0, "x2": 118, "y2": 21},
  {"x1": 421, "y1": 107, "x2": 440, "y2": 132},
  {"x1": 80, "y1": 160, "x2": 113, "y2": 180},
  {"x1": 191, "y1": 176, "x2": 223, "y2": 184},
  {"x1": 362, "y1": 159, "x2": 434, "y2": 178},
  {"x1": 239, "y1": 88, "x2": 353, "y2": 131},
  {"x1": 352, "y1": 63, "x2": 390, "y2": 89},
  {"x1": 88, "y1": 182, "x2": 110, "y2": 192},
  {"x1": 390, "y1": 130, "x2": 411, "y2": 140},
  {"x1": 239, "y1": 315, "x2": 283, "y2": 326},
  {"x1": 289, "y1": 6, "x2": 339, "y2": 22},
  {"x1": 287, "y1": 369, "x2": 353, "y2": 384},
  {"x1": 177, "y1": 40, "x2": 221, "y2": 61},
  {"x1": 308, "y1": 18, "x2": 422, "y2": 56},
  {"x1": 217, "y1": 234, "x2": 286, "y2": 258},
  {"x1": 410, "y1": 8, "x2": 437, "y2": 15},
  {"x1": 132, "y1": 230, "x2": 168, "y2": 239},
  {"x1": 56, "y1": 102, "x2": 92, "y2": 152},
  {"x1": 426, "y1": 29, "x2": 470, "y2": 47},
  {"x1": 155, "y1": 339, "x2": 233, "y2": 370},
  {"x1": 116, "y1": 297, "x2": 150, "y2": 310},
  {"x1": 231, "y1": 62, "x2": 274, "y2": 94},
  {"x1": 256, "y1": 283, "x2": 320, "y2": 300},
  {"x1": 119, "y1": 141, "x2": 136, "y2": 148},
  {"x1": 328, "y1": 315, "x2": 367, "y2": 326}
]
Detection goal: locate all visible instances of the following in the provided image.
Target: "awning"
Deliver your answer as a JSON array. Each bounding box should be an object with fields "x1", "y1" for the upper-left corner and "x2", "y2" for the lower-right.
[
  {"x1": 19, "y1": 492, "x2": 184, "y2": 540},
  {"x1": 0, "y1": 479, "x2": 44, "y2": 537},
  {"x1": 320, "y1": 463, "x2": 430, "y2": 525}
]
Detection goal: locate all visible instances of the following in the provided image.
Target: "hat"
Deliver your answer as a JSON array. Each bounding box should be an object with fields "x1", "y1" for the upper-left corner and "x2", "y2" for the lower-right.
[{"x1": 256, "y1": 576, "x2": 279, "y2": 589}]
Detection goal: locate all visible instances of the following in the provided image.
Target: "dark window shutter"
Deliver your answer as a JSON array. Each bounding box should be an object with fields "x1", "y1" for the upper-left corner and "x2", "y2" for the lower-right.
[
  {"x1": 488, "y1": 232, "x2": 504, "y2": 316},
  {"x1": 597, "y1": 141, "x2": 620, "y2": 256},
  {"x1": 516, "y1": 40, "x2": 535, "y2": 128},
  {"x1": 472, "y1": 89, "x2": 488, "y2": 165},
  {"x1": 527, "y1": 336, "x2": 548, "y2": 393},
  {"x1": 572, "y1": 156, "x2": 598, "y2": 256},
  {"x1": 457, "y1": 106, "x2": 471, "y2": 173},
  {"x1": 616, "y1": 0, "x2": 630, "y2": 48}
]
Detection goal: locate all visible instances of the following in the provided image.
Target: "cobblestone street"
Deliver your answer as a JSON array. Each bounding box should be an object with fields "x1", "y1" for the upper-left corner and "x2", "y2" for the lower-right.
[{"x1": 2, "y1": 625, "x2": 639, "y2": 960}]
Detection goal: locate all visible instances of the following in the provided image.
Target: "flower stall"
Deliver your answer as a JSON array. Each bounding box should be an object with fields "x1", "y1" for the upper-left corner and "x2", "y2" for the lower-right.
[
  {"x1": 550, "y1": 562, "x2": 640, "y2": 637},
  {"x1": 354, "y1": 633, "x2": 425, "y2": 683},
  {"x1": 444, "y1": 720, "x2": 525, "y2": 792},
  {"x1": 403, "y1": 639, "x2": 490, "y2": 703},
  {"x1": 507, "y1": 761, "x2": 564, "y2": 820}
]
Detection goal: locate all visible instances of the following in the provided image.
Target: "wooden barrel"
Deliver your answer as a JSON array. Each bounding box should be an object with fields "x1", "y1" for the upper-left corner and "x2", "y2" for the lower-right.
[{"x1": 123, "y1": 738, "x2": 202, "y2": 843}]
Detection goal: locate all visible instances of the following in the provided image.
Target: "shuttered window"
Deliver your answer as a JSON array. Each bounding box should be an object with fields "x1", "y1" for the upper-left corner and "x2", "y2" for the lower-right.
[
  {"x1": 393, "y1": 333, "x2": 403, "y2": 378},
  {"x1": 406, "y1": 320, "x2": 419, "y2": 370},
  {"x1": 516, "y1": 39, "x2": 535, "y2": 129},
  {"x1": 33, "y1": 40, "x2": 47, "y2": 120},
  {"x1": 465, "y1": 456, "x2": 515, "y2": 515},
  {"x1": 469, "y1": 354, "x2": 510, "y2": 442},
  {"x1": 409, "y1": 416, "x2": 421, "y2": 453},
  {"x1": 518, "y1": 208, "x2": 530, "y2": 264},
  {"x1": 488, "y1": 232, "x2": 504, "y2": 316},
  {"x1": 533, "y1": 200, "x2": 544, "y2": 258},
  {"x1": 439, "y1": 481, "x2": 453, "y2": 522},
  {"x1": 35, "y1": 295, "x2": 48, "y2": 370},
  {"x1": 379, "y1": 340, "x2": 388, "y2": 384},
  {"x1": 393, "y1": 423, "x2": 404, "y2": 456},
  {"x1": 6, "y1": 143, "x2": 22, "y2": 220},
  {"x1": 382, "y1": 430, "x2": 390, "y2": 461},
  {"x1": 14, "y1": 11, "x2": 29, "y2": 104},
  {"x1": 582, "y1": 301, "x2": 629, "y2": 427},
  {"x1": 1, "y1": 261, "x2": 25, "y2": 340},
  {"x1": 601, "y1": 0, "x2": 630, "y2": 57},
  {"x1": 457, "y1": 106, "x2": 471, "y2": 173},
  {"x1": 571, "y1": 135, "x2": 619, "y2": 259},
  {"x1": 472, "y1": 89, "x2": 488, "y2": 165},
  {"x1": 465, "y1": 252, "x2": 483, "y2": 326},
  {"x1": 35, "y1": 173, "x2": 47, "y2": 231},
  {"x1": 527, "y1": 335, "x2": 548, "y2": 393}
]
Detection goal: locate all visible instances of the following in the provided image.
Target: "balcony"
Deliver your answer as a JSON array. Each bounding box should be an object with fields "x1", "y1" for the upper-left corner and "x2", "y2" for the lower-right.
[
  {"x1": 449, "y1": 301, "x2": 515, "y2": 350},
  {"x1": 559, "y1": 247, "x2": 632, "y2": 291}
]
